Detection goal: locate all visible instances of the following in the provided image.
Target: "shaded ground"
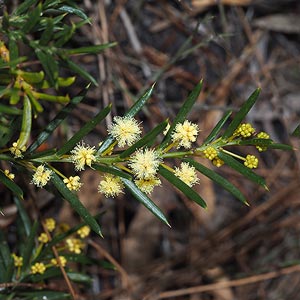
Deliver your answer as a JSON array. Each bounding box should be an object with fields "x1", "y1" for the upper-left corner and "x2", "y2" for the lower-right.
[{"x1": 3, "y1": 0, "x2": 300, "y2": 299}]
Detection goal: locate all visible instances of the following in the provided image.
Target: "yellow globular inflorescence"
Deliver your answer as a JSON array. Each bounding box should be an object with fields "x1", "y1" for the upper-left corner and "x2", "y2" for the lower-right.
[
  {"x1": 108, "y1": 116, "x2": 142, "y2": 148},
  {"x1": 98, "y1": 174, "x2": 124, "y2": 198},
  {"x1": 66, "y1": 238, "x2": 84, "y2": 254},
  {"x1": 135, "y1": 176, "x2": 161, "y2": 195},
  {"x1": 77, "y1": 225, "x2": 91, "y2": 238},
  {"x1": 256, "y1": 131, "x2": 270, "y2": 152},
  {"x1": 44, "y1": 218, "x2": 56, "y2": 232},
  {"x1": 203, "y1": 146, "x2": 218, "y2": 160},
  {"x1": 9, "y1": 142, "x2": 26, "y2": 158},
  {"x1": 235, "y1": 123, "x2": 255, "y2": 138},
  {"x1": 12, "y1": 254, "x2": 23, "y2": 267},
  {"x1": 212, "y1": 157, "x2": 224, "y2": 167},
  {"x1": 174, "y1": 162, "x2": 199, "y2": 187},
  {"x1": 4, "y1": 169, "x2": 15, "y2": 180},
  {"x1": 70, "y1": 142, "x2": 96, "y2": 171},
  {"x1": 171, "y1": 120, "x2": 199, "y2": 149},
  {"x1": 31, "y1": 165, "x2": 53, "y2": 188},
  {"x1": 38, "y1": 233, "x2": 49, "y2": 244},
  {"x1": 244, "y1": 154, "x2": 258, "y2": 169},
  {"x1": 129, "y1": 148, "x2": 161, "y2": 180},
  {"x1": 63, "y1": 176, "x2": 82, "y2": 191},
  {"x1": 31, "y1": 262, "x2": 46, "y2": 274},
  {"x1": 0, "y1": 41, "x2": 10, "y2": 62},
  {"x1": 51, "y1": 256, "x2": 67, "y2": 267}
]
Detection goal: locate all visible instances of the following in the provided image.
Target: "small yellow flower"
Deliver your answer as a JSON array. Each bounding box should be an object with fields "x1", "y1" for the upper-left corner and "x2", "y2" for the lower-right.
[
  {"x1": 235, "y1": 123, "x2": 255, "y2": 138},
  {"x1": 244, "y1": 155, "x2": 258, "y2": 169},
  {"x1": 4, "y1": 169, "x2": 15, "y2": 180},
  {"x1": 51, "y1": 256, "x2": 67, "y2": 267},
  {"x1": 0, "y1": 42, "x2": 10, "y2": 62},
  {"x1": 108, "y1": 116, "x2": 142, "y2": 148},
  {"x1": 63, "y1": 176, "x2": 82, "y2": 191},
  {"x1": 212, "y1": 157, "x2": 224, "y2": 167},
  {"x1": 77, "y1": 225, "x2": 91, "y2": 238},
  {"x1": 129, "y1": 148, "x2": 161, "y2": 179},
  {"x1": 66, "y1": 238, "x2": 84, "y2": 254},
  {"x1": 70, "y1": 142, "x2": 96, "y2": 171},
  {"x1": 38, "y1": 233, "x2": 49, "y2": 244},
  {"x1": 31, "y1": 262, "x2": 46, "y2": 274},
  {"x1": 256, "y1": 131, "x2": 270, "y2": 152},
  {"x1": 9, "y1": 142, "x2": 26, "y2": 158},
  {"x1": 174, "y1": 162, "x2": 199, "y2": 187},
  {"x1": 12, "y1": 254, "x2": 23, "y2": 267},
  {"x1": 31, "y1": 165, "x2": 52, "y2": 187},
  {"x1": 44, "y1": 218, "x2": 56, "y2": 232},
  {"x1": 135, "y1": 176, "x2": 161, "y2": 195},
  {"x1": 203, "y1": 147, "x2": 218, "y2": 160},
  {"x1": 171, "y1": 120, "x2": 199, "y2": 149},
  {"x1": 98, "y1": 174, "x2": 124, "y2": 198}
]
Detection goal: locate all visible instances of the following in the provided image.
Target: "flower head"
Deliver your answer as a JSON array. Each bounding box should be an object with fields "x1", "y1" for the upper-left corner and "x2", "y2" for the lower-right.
[
  {"x1": 31, "y1": 262, "x2": 46, "y2": 274},
  {"x1": 98, "y1": 174, "x2": 124, "y2": 198},
  {"x1": 31, "y1": 165, "x2": 52, "y2": 188},
  {"x1": 10, "y1": 141, "x2": 26, "y2": 158},
  {"x1": 256, "y1": 131, "x2": 270, "y2": 152},
  {"x1": 203, "y1": 147, "x2": 218, "y2": 160},
  {"x1": 212, "y1": 157, "x2": 224, "y2": 167},
  {"x1": 63, "y1": 176, "x2": 82, "y2": 191},
  {"x1": 235, "y1": 123, "x2": 255, "y2": 138},
  {"x1": 129, "y1": 148, "x2": 161, "y2": 179},
  {"x1": 70, "y1": 142, "x2": 96, "y2": 171},
  {"x1": 12, "y1": 254, "x2": 23, "y2": 267},
  {"x1": 4, "y1": 169, "x2": 15, "y2": 180},
  {"x1": 38, "y1": 233, "x2": 49, "y2": 244},
  {"x1": 135, "y1": 176, "x2": 161, "y2": 195},
  {"x1": 171, "y1": 120, "x2": 199, "y2": 149},
  {"x1": 51, "y1": 256, "x2": 67, "y2": 267},
  {"x1": 244, "y1": 155, "x2": 258, "y2": 169},
  {"x1": 108, "y1": 116, "x2": 142, "y2": 148},
  {"x1": 174, "y1": 162, "x2": 199, "y2": 187},
  {"x1": 66, "y1": 238, "x2": 84, "y2": 254},
  {"x1": 77, "y1": 225, "x2": 91, "y2": 238},
  {"x1": 44, "y1": 218, "x2": 56, "y2": 232}
]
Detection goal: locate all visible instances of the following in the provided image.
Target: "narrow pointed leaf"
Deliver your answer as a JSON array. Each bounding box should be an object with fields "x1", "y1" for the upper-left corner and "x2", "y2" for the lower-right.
[
  {"x1": 222, "y1": 88, "x2": 261, "y2": 139},
  {"x1": 27, "y1": 87, "x2": 88, "y2": 153},
  {"x1": 203, "y1": 110, "x2": 232, "y2": 144},
  {"x1": 13, "y1": 0, "x2": 39, "y2": 15},
  {"x1": 18, "y1": 95, "x2": 32, "y2": 149},
  {"x1": 14, "y1": 196, "x2": 31, "y2": 236},
  {"x1": 0, "y1": 237, "x2": 14, "y2": 282},
  {"x1": 218, "y1": 151, "x2": 267, "y2": 189},
  {"x1": 67, "y1": 272, "x2": 93, "y2": 284},
  {"x1": 56, "y1": 104, "x2": 111, "y2": 156},
  {"x1": 23, "y1": 3, "x2": 42, "y2": 33},
  {"x1": 40, "y1": 18, "x2": 54, "y2": 46},
  {"x1": 121, "y1": 178, "x2": 170, "y2": 226},
  {"x1": 0, "y1": 170, "x2": 23, "y2": 199},
  {"x1": 184, "y1": 158, "x2": 248, "y2": 205},
  {"x1": 20, "y1": 71, "x2": 44, "y2": 84},
  {"x1": 120, "y1": 120, "x2": 168, "y2": 158},
  {"x1": 268, "y1": 143, "x2": 293, "y2": 150},
  {"x1": 58, "y1": 5, "x2": 90, "y2": 21},
  {"x1": 159, "y1": 80, "x2": 203, "y2": 149},
  {"x1": 19, "y1": 291, "x2": 71, "y2": 300},
  {"x1": 238, "y1": 138, "x2": 273, "y2": 146},
  {"x1": 51, "y1": 173, "x2": 103, "y2": 237},
  {"x1": 158, "y1": 165, "x2": 207, "y2": 208},
  {"x1": 0, "y1": 104, "x2": 22, "y2": 115},
  {"x1": 22, "y1": 221, "x2": 38, "y2": 271},
  {"x1": 65, "y1": 43, "x2": 117, "y2": 55}
]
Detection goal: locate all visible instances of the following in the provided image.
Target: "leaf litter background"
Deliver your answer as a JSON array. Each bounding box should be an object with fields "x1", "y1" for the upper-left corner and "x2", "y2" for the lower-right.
[{"x1": 2, "y1": 0, "x2": 300, "y2": 299}]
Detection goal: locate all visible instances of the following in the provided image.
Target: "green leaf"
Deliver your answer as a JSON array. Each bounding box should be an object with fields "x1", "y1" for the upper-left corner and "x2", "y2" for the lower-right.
[
  {"x1": 23, "y1": 3, "x2": 42, "y2": 33},
  {"x1": 14, "y1": 196, "x2": 31, "y2": 236},
  {"x1": 121, "y1": 178, "x2": 170, "y2": 226},
  {"x1": 0, "y1": 104, "x2": 22, "y2": 115},
  {"x1": 18, "y1": 95, "x2": 32, "y2": 149},
  {"x1": 58, "y1": 5, "x2": 90, "y2": 21},
  {"x1": 0, "y1": 116, "x2": 21, "y2": 148},
  {"x1": 159, "y1": 80, "x2": 203, "y2": 149},
  {"x1": 222, "y1": 88, "x2": 261, "y2": 139},
  {"x1": 0, "y1": 236, "x2": 14, "y2": 282},
  {"x1": 158, "y1": 165, "x2": 207, "y2": 208},
  {"x1": 21, "y1": 221, "x2": 38, "y2": 271},
  {"x1": 40, "y1": 18, "x2": 54, "y2": 46},
  {"x1": 27, "y1": 86, "x2": 88, "y2": 153},
  {"x1": 67, "y1": 272, "x2": 93, "y2": 284},
  {"x1": 13, "y1": 0, "x2": 39, "y2": 15},
  {"x1": 8, "y1": 37, "x2": 19, "y2": 65},
  {"x1": 51, "y1": 173, "x2": 103, "y2": 237},
  {"x1": 184, "y1": 158, "x2": 248, "y2": 205},
  {"x1": 120, "y1": 120, "x2": 168, "y2": 158},
  {"x1": 203, "y1": 110, "x2": 232, "y2": 144},
  {"x1": 292, "y1": 124, "x2": 300, "y2": 137},
  {"x1": 218, "y1": 151, "x2": 267, "y2": 189},
  {"x1": 56, "y1": 104, "x2": 111, "y2": 156},
  {"x1": 93, "y1": 165, "x2": 132, "y2": 180},
  {"x1": 0, "y1": 170, "x2": 23, "y2": 199},
  {"x1": 19, "y1": 71, "x2": 44, "y2": 84},
  {"x1": 268, "y1": 143, "x2": 294, "y2": 151},
  {"x1": 238, "y1": 138, "x2": 273, "y2": 146},
  {"x1": 64, "y1": 43, "x2": 117, "y2": 55},
  {"x1": 19, "y1": 290, "x2": 71, "y2": 300},
  {"x1": 55, "y1": 23, "x2": 76, "y2": 47}
]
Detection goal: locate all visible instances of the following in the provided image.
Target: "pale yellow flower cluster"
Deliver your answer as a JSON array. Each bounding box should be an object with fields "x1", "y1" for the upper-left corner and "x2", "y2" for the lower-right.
[
  {"x1": 51, "y1": 256, "x2": 67, "y2": 267},
  {"x1": 31, "y1": 165, "x2": 52, "y2": 187},
  {"x1": 174, "y1": 162, "x2": 199, "y2": 187},
  {"x1": 31, "y1": 262, "x2": 46, "y2": 274},
  {"x1": 63, "y1": 176, "x2": 82, "y2": 191},
  {"x1": 244, "y1": 155, "x2": 258, "y2": 169},
  {"x1": 77, "y1": 225, "x2": 91, "y2": 238},
  {"x1": 45, "y1": 218, "x2": 56, "y2": 232},
  {"x1": 38, "y1": 232, "x2": 49, "y2": 244},
  {"x1": 9, "y1": 141, "x2": 26, "y2": 158},
  {"x1": 171, "y1": 120, "x2": 199, "y2": 149},
  {"x1": 4, "y1": 169, "x2": 15, "y2": 180},
  {"x1": 98, "y1": 174, "x2": 124, "y2": 197},
  {"x1": 12, "y1": 254, "x2": 23, "y2": 267},
  {"x1": 70, "y1": 142, "x2": 96, "y2": 171},
  {"x1": 66, "y1": 238, "x2": 84, "y2": 254}
]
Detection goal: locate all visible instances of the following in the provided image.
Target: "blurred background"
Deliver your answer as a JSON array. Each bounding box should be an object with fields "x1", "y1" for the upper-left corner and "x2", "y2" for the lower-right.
[{"x1": 4, "y1": 0, "x2": 300, "y2": 299}]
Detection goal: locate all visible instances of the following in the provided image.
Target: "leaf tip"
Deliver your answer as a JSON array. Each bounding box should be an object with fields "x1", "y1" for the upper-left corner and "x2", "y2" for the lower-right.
[{"x1": 245, "y1": 201, "x2": 250, "y2": 207}]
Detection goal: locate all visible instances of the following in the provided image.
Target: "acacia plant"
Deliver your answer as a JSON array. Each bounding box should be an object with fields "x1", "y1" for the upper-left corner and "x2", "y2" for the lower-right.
[{"x1": 0, "y1": 1, "x2": 293, "y2": 299}]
